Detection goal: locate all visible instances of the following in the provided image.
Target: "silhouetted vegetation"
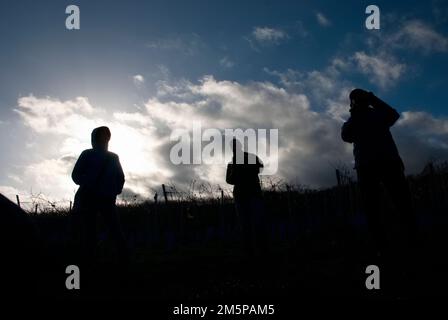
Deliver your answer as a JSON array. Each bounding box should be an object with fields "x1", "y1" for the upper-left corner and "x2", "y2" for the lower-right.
[{"x1": 20, "y1": 161, "x2": 448, "y2": 300}]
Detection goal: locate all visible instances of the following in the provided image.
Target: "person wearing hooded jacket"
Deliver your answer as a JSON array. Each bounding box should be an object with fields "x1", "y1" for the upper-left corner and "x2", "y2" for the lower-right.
[{"x1": 72, "y1": 126, "x2": 128, "y2": 270}]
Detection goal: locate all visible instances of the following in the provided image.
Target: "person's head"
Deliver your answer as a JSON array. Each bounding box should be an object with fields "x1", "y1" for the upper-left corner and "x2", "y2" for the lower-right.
[
  {"x1": 349, "y1": 88, "x2": 370, "y2": 111},
  {"x1": 91, "y1": 126, "x2": 111, "y2": 150}
]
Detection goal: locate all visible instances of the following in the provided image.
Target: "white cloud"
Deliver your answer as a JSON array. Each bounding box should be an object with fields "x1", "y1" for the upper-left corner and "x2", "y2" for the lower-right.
[
  {"x1": 394, "y1": 111, "x2": 448, "y2": 172},
  {"x1": 24, "y1": 158, "x2": 76, "y2": 199},
  {"x1": 264, "y1": 64, "x2": 352, "y2": 117},
  {"x1": 367, "y1": 19, "x2": 448, "y2": 54},
  {"x1": 316, "y1": 12, "x2": 331, "y2": 27},
  {"x1": 219, "y1": 57, "x2": 235, "y2": 68},
  {"x1": 12, "y1": 79, "x2": 349, "y2": 200},
  {"x1": 14, "y1": 95, "x2": 97, "y2": 134},
  {"x1": 13, "y1": 95, "x2": 168, "y2": 200},
  {"x1": 144, "y1": 76, "x2": 347, "y2": 188},
  {"x1": 146, "y1": 33, "x2": 206, "y2": 56},
  {"x1": 251, "y1": 27, "x2": 287, "y2": 45},
  {"x1": 397, "y1": 111, "x2": 448, "y2": 136},
  {"x1": 265, "y1": 62, "x2": 448, "y2": 174},
  {"x1": 0, "y1": 185, "x2": 21, "y2": 202},
  {"x1": 8, "y1": 69, "x2": 448, "y2": 201},
  {"x1": 389, "y1": 20, "x2": 448, "y2": 53},
  {"x1": 7, "y1": 174, "x2": 23, "y2": 184},
  {"x1": 352, "y1": 51, "x2": 406, "y2": 89},
  {"x1": 133, "y1": 74, "x2": 145, "y2": 86}
]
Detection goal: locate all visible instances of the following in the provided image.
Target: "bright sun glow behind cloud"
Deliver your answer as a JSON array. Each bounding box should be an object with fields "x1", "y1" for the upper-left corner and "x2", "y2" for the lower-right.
[
  {"x1": 10, "y1": 95, "x2": 173, "y2": 201},
  {"x1": 108, "y1": 123, "x2": 161, "y2": 177}
]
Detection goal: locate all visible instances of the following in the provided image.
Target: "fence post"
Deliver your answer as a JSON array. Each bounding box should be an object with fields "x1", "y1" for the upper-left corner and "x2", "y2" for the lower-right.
[
  {"x1": 286, "y1": 185, "x2": 292, "y2": 241},
  {"x1": 336, "y1": 169, "x2": 342, "y2": 187},
  {"x1": 35, "y1": 204, "x2": 38, "y2": 215},
  {"x1": 16, "y1": 195, "x2": 21, "y2": 208},
  {"x1": 218, "y1": 189, "x2": 225, "y2": 242},
  {"x1": 162, "y1": 184, "x2": 168, "y2": 204}
]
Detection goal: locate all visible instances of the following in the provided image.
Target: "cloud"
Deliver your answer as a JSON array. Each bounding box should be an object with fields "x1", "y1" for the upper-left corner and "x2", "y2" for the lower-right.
[
  {"x1": 146, "y1": 33, "x2": 206, "y2": 56},
  {"x1": 432, "y1": 0, "x2": 448, "y2": 24},
  {"x1": 367, "y1": 19, "x2": 448, "y2": 54},
  {"x1": 389, "y1": 20, "x2": 448, "y2": 53},
  {"x1": 264, "y1": 63, "x2": 448, "y2": 173},
  {"x1": 398, "y1": 111, "x2": 448, "y2": 136},
  {"x1": 253, "y1": 27, "x2": 286, "y2": 42},
  {"x1": 250, "y1": 27, "x2": 287, "y2": 46},
  {"x1": 7, "y1": 174, "x2": 23, "y2": 184},
  {"x1": 352, "y1": 51, "x2": 406, "y2": 89},
  {"x1": 14, "y1": 95, "x2": 97, "y2": 134},
  {"x1": 219, "y1": 57, "x2": 235, "y2": 68},
  {"x1": 349, "y1": 19, "x2": 447, "y2": 90},
  {"x1": 13, "y1": 95, "x2": 169, "y2": 200},
  {"x1": 264, "y1": 61, "x2": 352, "y2": 118},
  {"x1": 9, "y1": 69, "x2": 448, "y2": 201},
  {"x1": 0, "y1": 185, "x2": 21, "y2": 202},
  {"x1": 12, "y1": 78, "x2": 350, "y2": 199},
  {"x1": 144, "y1": 75, "x2": 348, "y2": 188},
  {"x1": 133, "y1": 74, "x2": 145, "y2": 87},
  {"x1": 316, "y1": 12, "x2": 331, "y2": 27},
  {"x1": 394, "y1": 111, "x2": 448, "y2": 172},
  {"x1": 23, "y1": 158, "x2": 77, "y2": 200}
]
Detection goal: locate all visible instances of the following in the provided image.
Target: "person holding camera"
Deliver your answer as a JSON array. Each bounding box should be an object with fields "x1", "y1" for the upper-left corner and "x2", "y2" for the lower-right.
[
  {"x1": 226, "y1": 138, "x2": 266, "y2": 255},
  {"x1": 341, "y1": 89, "x2": 416, "y2": 258}
]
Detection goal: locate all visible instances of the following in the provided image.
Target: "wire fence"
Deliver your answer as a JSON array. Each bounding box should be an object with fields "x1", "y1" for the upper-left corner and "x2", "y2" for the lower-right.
[{"x1": 2, "y1": 168, "x2": 356, "y2": 214}]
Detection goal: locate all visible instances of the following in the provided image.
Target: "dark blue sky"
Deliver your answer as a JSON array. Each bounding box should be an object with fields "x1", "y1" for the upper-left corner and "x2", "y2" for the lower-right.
[{"x1": 0, "y1": 0, "x2": 446, "y2": 110}]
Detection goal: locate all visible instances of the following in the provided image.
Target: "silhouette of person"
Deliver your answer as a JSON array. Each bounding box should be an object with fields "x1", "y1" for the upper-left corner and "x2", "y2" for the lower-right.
[
  {"x1": 226, "y1": 138, "x2": 266, "y2": 254},
  {"x1": 341, "y1": 89, "x2": 416, "y2": 256},
  {"x1": 72, "y1": 126, "x2": 128, "y2": 269}
]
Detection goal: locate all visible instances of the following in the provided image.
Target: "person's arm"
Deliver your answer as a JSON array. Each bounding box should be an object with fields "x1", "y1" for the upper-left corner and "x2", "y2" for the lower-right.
[
  {"x1": 341, "y1": 117, "x2": 356, "y2": 143},
  {"x1": 114, "y1": 155, "x2": 125, "y2": 195},
  {"x1": 257, "y1": 156, "x2": 264, "y2": 173},
  {"x1": 226, "y1": 163, "x2": 235, "y2": 185},
  {"x1": 71, "y1": 151, "x2": 87, "y2": 186},
  {"x1": 369, "y1": 93, "x2": 400, "y2": 127}
]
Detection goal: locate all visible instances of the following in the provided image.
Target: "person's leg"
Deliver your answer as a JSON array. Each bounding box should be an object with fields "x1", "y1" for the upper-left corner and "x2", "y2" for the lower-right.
[
  {"x1": 382, "y1": 166, "x2": 417, "y2": 255},
  {"x1": 382, "y1": 165, "x2": 418, "y2": 295},
  {"x1": 73, "y1": 191, "x2": 98, "y2": 269},
  {"x1": 357, "y1": 167, "x2": 385, "y2": 255},
  {"x1": 71, "y1": 190, "x2": 102, "y2": 295},
  {"x1": 235, "y1": 198, "x2": 254, "y2": 254},
  {"x1": 80, "y1": 211, "x2": 97, "y2": 265},
  {"x1": 251, "y1": 197, "x2": 268, "y2": 255},
  {"x1": 100, "y1": 198, "x2": 129, "y2": 265}
]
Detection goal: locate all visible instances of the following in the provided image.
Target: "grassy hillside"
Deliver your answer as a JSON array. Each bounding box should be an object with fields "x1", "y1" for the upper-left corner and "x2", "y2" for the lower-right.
[{"x1": 13, "y1": 161, "x2": 448, "y2": 300}]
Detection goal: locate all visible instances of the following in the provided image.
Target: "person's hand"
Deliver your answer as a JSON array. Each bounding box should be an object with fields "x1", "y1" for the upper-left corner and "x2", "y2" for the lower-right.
[
  {"x1": 356, "y1": 89, "x2": 371, "y2": 101},
  {"x1": 349, "y1": 88, "x2": 373, "y2": 112},
  {"x1": 366, "y1": 91, "x2": 375, "y2": 103},
  {"x1": 349, "y1": 106, "x2": 361, "y2": 115}
]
